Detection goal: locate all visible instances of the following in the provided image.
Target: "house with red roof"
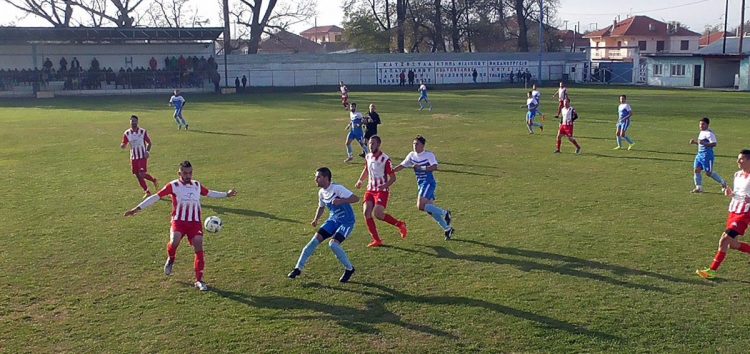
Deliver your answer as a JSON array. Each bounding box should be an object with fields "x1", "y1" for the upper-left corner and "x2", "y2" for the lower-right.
[
  {"x1": 300, "y1": 25, "x2": 345, "y2": 44},
  {"x1": 583, "y1": 16, "x2": 701, "y2": 61},
  {"x1": 699, "y1": 31, "x2": 732, "y2": 48}
]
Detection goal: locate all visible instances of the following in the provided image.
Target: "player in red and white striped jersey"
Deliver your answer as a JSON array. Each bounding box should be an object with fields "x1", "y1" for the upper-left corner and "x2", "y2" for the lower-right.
[
  {"x1": 355, "y1": 136, "x2": 407, "y2": 247},
  {"x1": 552, "y1": 81, "x2": 569, "y2": 118},
  {"x1": 697, "y1": 150, "x2": 750, "y2": 279},
  {"x1": 120, "y1": 115, "x2": 158, "y2": 197},
  {"x1": 124, "y1": 160, "x2": 237, "y2": 291},
  {"x1": 554, "y1": 99, "x2": 581, "y2": 154}
]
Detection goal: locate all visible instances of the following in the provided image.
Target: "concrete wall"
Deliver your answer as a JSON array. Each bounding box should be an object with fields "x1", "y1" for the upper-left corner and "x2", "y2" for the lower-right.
[
  {"x1": 646, "y1": 56, "x2": 704, "y2": 87},
  {"x1": 221, "y1": 52, "x2": 588, "y2": 87},
  {"x1": 0, "y1": 43, "x2": 215, "y2": 71}
]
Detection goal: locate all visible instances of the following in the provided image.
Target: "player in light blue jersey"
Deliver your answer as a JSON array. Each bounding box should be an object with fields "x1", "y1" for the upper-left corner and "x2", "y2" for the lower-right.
[
  {"x1": 531, "y1": 83, "x2": 542, "y2": 114},
  {"x1": 393, "y1": 135, "x2": 454, "y2": 240},
  {"x1": 418, "y1": 81, "x2": 432, "y2": 111},
  {"x1": 344, "y1": 102, "x2": 369, "y2": 162},
  {"x1": 523, "y1": 91, "x2": 544, "y2": 134},
  {"x1": 168, "y1": 89, "x2": 188, "y2": 130},
  {"x1": 613, "y1": 95, "x2": 635, "y2": 150},
  {"x1": 689, "y1": 117, "x2": 727, "y2": 193},
  {"x1": 288, "y1": 167, "x2": 359, "y2": 283}
]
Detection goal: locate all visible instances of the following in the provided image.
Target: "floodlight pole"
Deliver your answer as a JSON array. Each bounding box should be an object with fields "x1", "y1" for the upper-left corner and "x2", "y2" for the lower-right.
[
  {"x1": 740, "y1": 0, "x2": 746, "y2": 54},
  {"x1": 538, "y1": 0, "x2": 544, "y2": 84},
  {"x1": 723, "y1": 0, "x2": 729, "y2": 53}
]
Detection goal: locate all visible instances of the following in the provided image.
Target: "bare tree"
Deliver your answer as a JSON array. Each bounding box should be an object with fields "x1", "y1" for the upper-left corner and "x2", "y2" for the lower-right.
[
  {"x1": 1, "y1": 0, "x2": 75, "y2": 27},
  {"x1": 142, "y1": 0, "x2": 205, "y2": 27},
  {"x1": 69, "y1": 0, "x2": 147, "y2": 27},
  {"x1": 231, "y1": 0, "x2": 315, "y2": 54}
]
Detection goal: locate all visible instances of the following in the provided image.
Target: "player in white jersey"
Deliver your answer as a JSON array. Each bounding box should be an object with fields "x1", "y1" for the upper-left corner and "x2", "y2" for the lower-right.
[
  {"x1": 288, "y1": 167, "x2": 359, "y2": 283},
  {"x1": 554, "y1": 99, "x2": 581, "y2": 154},
  {"x1": 168, "y1": 89, "x2": 188, "y2": 130},
  {"x1": 339, "y1": 81, "x2": 350, "y2": 110},
  {"x1": 393, "y1": 135, "x2": 454, "y2": 240},
  {"x1": 523, "y1": 91, "x2": 544, "y2": 134},
  {"x1": 355, "y1": 136, "x2": 408, "y2": 247},
  {"x1": 689, "y1": 117, "x2": 727, "y2": 193},
  {"x1": 551, "y1": 81, "x2": 568, "y2": 118},
  {"x1": 697, "y1": 150, "x2": 750, "y2": 279},
  {"x1": 418, "y1": 81, "x2": 432, "y2": 111},
  {"x1": 613, "y1": 95, "x2": 635, "y2": 150},
  {"x1": 124, "y1": 160, "x2": 237, "y2": 291},
  {"x1": 120, "y1": 115, "x2": 158, "y2": 197},
  {"x1": 531, "y1": 83, "x2": 542, "y2": 114}
]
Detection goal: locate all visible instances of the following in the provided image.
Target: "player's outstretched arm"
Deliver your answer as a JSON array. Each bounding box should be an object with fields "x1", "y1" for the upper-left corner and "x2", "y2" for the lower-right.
[
  {"x1": 124, "y1": 194, "x2": 160, "y2": 216},
  {"x1": 392, "y1": 164, "x2": 405, "y2": 173},
  {"x1": 207, "y1": 189, "x2": 237, "y2": 198}
]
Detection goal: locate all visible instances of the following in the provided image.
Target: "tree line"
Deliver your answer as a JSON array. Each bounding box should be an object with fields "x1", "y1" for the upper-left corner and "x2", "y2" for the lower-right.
[{"x1": 2, "y1": 0, "x2": 564, "y2": 54}]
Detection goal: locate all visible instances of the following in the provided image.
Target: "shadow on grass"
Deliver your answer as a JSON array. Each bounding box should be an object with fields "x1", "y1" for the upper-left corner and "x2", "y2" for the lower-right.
[
  {"x1": 202, "y1": 204, "x2": 302, "y2": 224},
  {"x1": 188, "y1": 129, "x2": 248, "y2": 137},
  {"x1": 210, "y1": 286, "x2": 456, "y2": 338},
  {"x1": 390, "y1": 239, "x2": 708, "y2": 292},
  {"x1": 302, "y1": 281, "x2": 621, "y2": 342},
  {"x1": 576, "y1": 135, "x2": 614, "y2": 141},
  {"x1": 441, "y1": 161, "x2": 500, "y2": 169},
  {"x1": 586, "y1": 152, "x2": 688, "y2": 163},
  {"x1": 634, "y1": 149, "x2": 736, "y2": 159},
  {"x1": 440, "y1": 168, "x2": 502, "y2": 178}
]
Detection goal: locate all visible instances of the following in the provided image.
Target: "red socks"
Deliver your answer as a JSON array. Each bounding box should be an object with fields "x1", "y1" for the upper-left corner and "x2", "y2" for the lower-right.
[
  {"x1": 382, "y1": 214, "x2": 401, "y2": 226},
  {"x1": 739, "y1": 242, "x2": 750, "y2": 253},
  {"x1": 143, "y1": 174, "x2": 156, "y2": 183},
  {"x1": 137, "y1": 176, "x2": 148, "y2": 191},
  {"x1": 366, "y1": 218, "x2": 381, "y2": 242},
  {"x1": 167, "y1": 242, "x2": 176, "y2": 262},
  {"x1": 710, "y1": 251, "x2": 727, "y2": 271},
  {"x1": 572, "y1": 140, "x2": 581, "y2": 149},
  {"x1": 194, "y1": 251, "x2": 205, "y2": 282},
  {"x1": 556, "y1": 138, "x2": 562, "y2": 150}
]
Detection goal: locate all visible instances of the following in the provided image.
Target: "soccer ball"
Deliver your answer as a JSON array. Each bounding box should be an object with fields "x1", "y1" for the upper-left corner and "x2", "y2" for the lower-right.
[{"x1": 204, "y1": 216, "x2": 223, "y2": 233}]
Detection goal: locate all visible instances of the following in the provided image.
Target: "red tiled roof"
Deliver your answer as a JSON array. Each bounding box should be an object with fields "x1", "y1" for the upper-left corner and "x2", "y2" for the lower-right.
[
  {"x1": 300, "y1": 25, "x2": 344, "y2": 35},
  {"x1": 700, "y1": 31, "x2": 731, "y2": 46},
  {"x1": 583, "y1": 16, "x2": 700, "y2": 38},
  {"x1": 558, "y1": 29, "x2": 590, "y2": 47},
  {"x1": 258, "y1": 30, "x2": 326, "y2": 54}
]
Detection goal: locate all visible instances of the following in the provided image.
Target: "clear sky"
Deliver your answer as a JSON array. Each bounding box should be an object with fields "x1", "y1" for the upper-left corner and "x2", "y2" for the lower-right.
[{"x1": 0, "y1": 0, "x2": 746, "y2": 35}]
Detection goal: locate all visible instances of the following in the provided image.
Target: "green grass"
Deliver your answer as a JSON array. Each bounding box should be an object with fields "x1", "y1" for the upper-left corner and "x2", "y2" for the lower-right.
[{"x1": 2, "y1": 86, "x2": 750, "y2": 353}]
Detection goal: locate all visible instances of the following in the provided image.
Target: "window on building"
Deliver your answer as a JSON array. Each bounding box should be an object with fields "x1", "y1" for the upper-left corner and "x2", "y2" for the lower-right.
[
  {"x1": 656, "y1": 41, "x2": 665, "y2": 51},
  {"x1": 680, "y1": 40, "x2": 689, "y2": 50},
  {"x1": 653, "y1": 64, "x2": 663, "y2": 76},
  {"x1": 617, "y1": 41, "x2": 622, "y2": 47},
  {"x1": 671, "y1": 64, "x2": 686, "y2": 76},
  {"x1": 639, "y1": 41, "x2": 647, "y2": 51},
  {"x1": 335, "y1": 34, "x2": 342, "y2": 42}
]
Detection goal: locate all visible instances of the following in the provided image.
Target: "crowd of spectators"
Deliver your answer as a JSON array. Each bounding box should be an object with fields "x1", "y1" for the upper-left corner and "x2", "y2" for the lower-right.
[{"x1": 0, "y1": 55, "x2": 219, "y2": 92}]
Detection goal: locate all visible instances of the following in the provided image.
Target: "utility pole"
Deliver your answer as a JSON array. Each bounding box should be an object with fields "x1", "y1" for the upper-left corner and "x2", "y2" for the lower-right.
[
  {"x1": 538, "y1": 0, "x2": 544, "y2": 84},
  {"x1": 223, "y1": 0, "x2": 230, "y2": 88},
  {"x1": 723, "y1": 0, "x2": 729, "y2": 53},
  {"x1": 740, "y1": 0, "x2": 746, "y2": 55}
]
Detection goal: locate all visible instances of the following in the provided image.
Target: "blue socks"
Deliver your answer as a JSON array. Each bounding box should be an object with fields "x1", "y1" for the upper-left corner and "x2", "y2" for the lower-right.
[
  {"x1": 295, "y1": 237, "x2": 320, "y2": 270},
  {"x1": 709, "y1": 172, "x2": 726, "y2": 186},
  {"x1": 694, "y1": 173, "x2": 703, "y2": 188},
  {"x1": 346, "y1": 144, "x2": 353, "y2": 157},
  {"x1": 329, "y1": 241, "x2": 353, "y2": 270},
  {"x1": 359, "y1": 141, "x2": 369, "y2": 155},
  {"x1": 616, "y1": 136, "x2": 622, "y2": 147},
  {"x1": 425, "y1": 204, "x2": 450, "y2": 230},
  {"x1": 623, "y1": 136, "x2": 634, "y2": 144}
]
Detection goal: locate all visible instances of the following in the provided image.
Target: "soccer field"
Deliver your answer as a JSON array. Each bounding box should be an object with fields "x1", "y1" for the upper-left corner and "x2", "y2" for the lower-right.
[{"x1": 3, "y1": 86, "x2": 750, "y2": 352}]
